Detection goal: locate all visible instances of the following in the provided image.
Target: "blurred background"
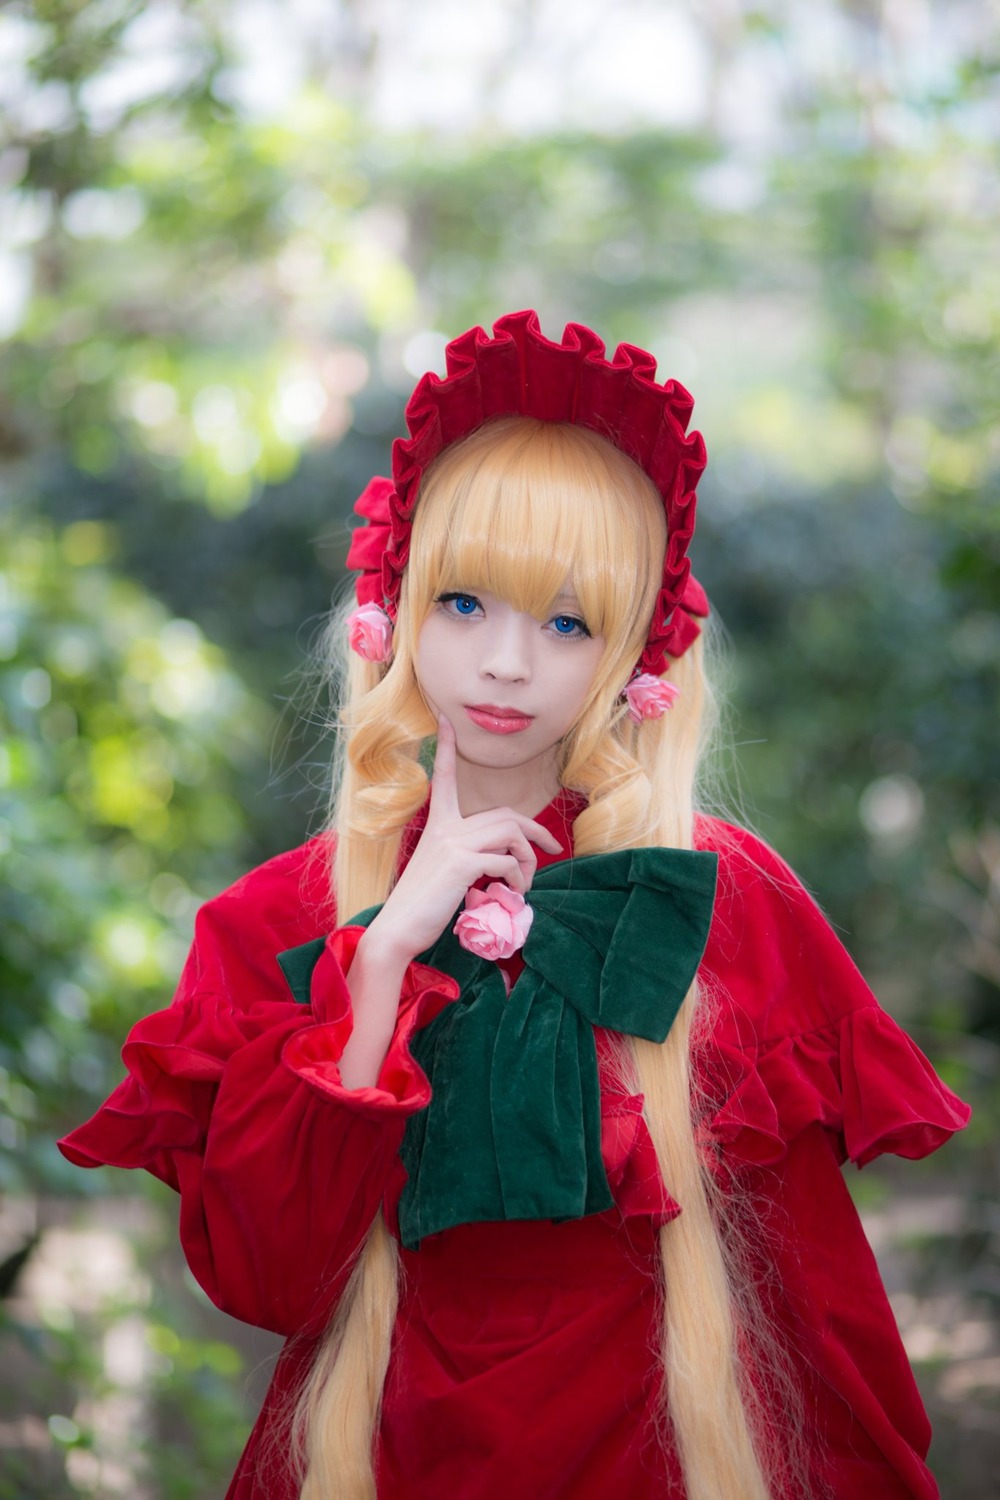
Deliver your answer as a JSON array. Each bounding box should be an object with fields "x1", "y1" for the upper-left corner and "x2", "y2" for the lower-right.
[{"x1": 1, "y1": 0, "x2": 997, "y2": 1494}]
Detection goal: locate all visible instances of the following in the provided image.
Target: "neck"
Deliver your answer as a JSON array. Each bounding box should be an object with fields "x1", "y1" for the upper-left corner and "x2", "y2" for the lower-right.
[{"x1": 454, "y1": 758, "x2": 562, "y2": 819}]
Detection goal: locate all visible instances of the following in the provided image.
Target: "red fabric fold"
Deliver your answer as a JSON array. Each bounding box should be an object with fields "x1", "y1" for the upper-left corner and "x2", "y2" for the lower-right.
[
  {"x1": 702, "y1": 1008, "x2": 970, "y2": 1171},
  {"x1": 282, "y1": 926, "x2": 460, "y2": 1119},
  {"x1": 61, "y1": 923, "x2": 462, "y2": 1173},
  {"x1": 839, "y1": 1005, "x2": 970, "y2": 1165},
  {"x1": 599, "y1": 1087, "x2": 681, "y2": 1226},
  {"x1": 58, "y1": 994, "x2": 311, "y2": 1187},
  {"x1": 694, "y1": 817, "x2": 971, "y2": 1179}
]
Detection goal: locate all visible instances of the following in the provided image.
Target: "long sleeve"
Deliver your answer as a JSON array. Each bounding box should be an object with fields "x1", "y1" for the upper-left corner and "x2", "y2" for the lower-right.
[{"x1": 59, "y1": 840, "x2": 458, "y2": 1336}]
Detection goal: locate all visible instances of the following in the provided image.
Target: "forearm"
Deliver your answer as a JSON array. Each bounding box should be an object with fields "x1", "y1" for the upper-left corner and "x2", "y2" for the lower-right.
[{"x1": 338, "y1": 918, "x2": 413, "y2": 1088}]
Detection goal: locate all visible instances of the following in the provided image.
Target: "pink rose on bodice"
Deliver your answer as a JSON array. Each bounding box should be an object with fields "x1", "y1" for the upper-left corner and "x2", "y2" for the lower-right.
[
  {"x1": 347, "y1": 602, "x2": 393, "y2": 662},
  {"x1": 624, "y1": 672, "x2": 680, "y2": 723},
  {"x1": 453, "y1": 883, "x2": 534, "y2": 962}
]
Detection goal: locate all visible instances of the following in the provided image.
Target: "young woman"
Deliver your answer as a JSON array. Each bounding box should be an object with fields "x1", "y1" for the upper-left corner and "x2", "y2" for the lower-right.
[{"x1": 61, "y1": 311, "x2": 969, "y2": 1500}]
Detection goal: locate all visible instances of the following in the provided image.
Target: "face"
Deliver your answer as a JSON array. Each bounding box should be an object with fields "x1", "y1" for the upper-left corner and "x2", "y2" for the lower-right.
[{"x1": 415, "y1": 585, "x2": 606, "y2": 815}]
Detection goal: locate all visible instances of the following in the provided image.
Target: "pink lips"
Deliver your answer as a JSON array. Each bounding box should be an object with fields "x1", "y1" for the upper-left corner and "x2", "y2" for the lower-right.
[{"x1": 464, "y1": 704, "x2": 534, "y2": 735}]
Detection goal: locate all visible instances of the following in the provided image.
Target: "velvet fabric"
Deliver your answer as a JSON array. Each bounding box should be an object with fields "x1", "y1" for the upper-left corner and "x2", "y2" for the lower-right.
[
  {"x1": 278, "y1": 847, "x2": 717, "y2": 1248},
  {"x1": 59, "y1": 793, "x2": 970, "y2": 1498}
]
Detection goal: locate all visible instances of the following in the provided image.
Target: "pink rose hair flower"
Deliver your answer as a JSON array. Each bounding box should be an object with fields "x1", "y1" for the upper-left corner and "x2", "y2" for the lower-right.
[
  {"x1": 347, "y1": 602, "x2": 393, "y2": 663},
  {"x1": 454, "y1": 883, "x2": 534, "y2": 962},
  {"x1": 624, "y1": 673, "x2": 680, "y2": 724}
]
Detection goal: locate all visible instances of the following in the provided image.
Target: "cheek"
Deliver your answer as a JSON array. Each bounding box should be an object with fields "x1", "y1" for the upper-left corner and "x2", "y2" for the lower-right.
[
  {"x1": 558, "y1": 643, "x2": 606, "y2": 722},
  {"x1": 413, "y1": 625, "x2": 440, "y2": 702},
  {"x1": 415, "y1": 618, "x2": 462, "y2": 703}
]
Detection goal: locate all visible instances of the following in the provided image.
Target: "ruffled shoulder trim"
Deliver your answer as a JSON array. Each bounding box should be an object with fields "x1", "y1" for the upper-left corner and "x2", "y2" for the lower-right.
[
  {"x1": 690, "y1": 816, "x2": 970, "y2": 1168},
  {"x1": 702, "y1": 1004, "x2": 970, "y2": 1170}
]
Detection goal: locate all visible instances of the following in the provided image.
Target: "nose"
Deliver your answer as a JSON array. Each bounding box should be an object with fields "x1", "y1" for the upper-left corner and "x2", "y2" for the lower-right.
[{"x1": 480, "y1": 613, "x2": 533, "y2": 684}]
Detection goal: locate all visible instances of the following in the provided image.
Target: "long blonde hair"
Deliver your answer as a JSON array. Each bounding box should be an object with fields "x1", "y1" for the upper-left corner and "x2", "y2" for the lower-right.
[{"x1": 294, "y1": 417, "x2": 790, "y2": 1499}]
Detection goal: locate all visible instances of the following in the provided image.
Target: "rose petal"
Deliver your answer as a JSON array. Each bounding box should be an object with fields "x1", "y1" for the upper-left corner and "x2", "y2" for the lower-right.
[
  {"x1": 347, "y1": 603, "x2": 393, "y2": 663},
  {"x1": 624, "y1": 673, "x2": 680, "y2": 724}
]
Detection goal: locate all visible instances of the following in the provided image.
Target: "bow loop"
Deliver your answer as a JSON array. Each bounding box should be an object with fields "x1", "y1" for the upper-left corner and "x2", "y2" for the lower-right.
[{"x1": 523, "y1": 849, "x2": 717, "y2": 1041}]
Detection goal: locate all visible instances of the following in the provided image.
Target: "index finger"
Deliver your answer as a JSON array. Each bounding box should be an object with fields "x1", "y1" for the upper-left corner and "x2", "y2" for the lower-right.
[{"x1": 428, "y1": 715, "x2": 461, "y2": 822}]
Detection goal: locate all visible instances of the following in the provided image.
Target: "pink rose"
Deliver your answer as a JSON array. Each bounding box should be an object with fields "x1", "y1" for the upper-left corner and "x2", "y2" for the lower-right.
[
  {"x1": 453, "y1": 883, "x2": 534, "y2": 962},
  {"x1": 347, "y1": 602, "x2": 393, "y2": 662},
  {"x1": 624, "y1": 672, "x2": 680, "y2": 724}
]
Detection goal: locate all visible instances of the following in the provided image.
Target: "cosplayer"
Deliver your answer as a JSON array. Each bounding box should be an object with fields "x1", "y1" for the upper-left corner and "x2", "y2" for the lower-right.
[{"x1": 60, "y1": 312, "x2": 970, "y2": 1499}]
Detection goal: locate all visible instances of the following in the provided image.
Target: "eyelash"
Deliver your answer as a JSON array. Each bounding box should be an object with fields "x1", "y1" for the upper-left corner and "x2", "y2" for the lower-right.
[
  {"x1": 548, "y1": 614, "x2": 591, "y2": 639},
  {"x1": 437, "y1": 592, "x2": 482, "y2": 617},
  {"x1": 435, "y1": 593, "x2": 591, "y2": 639}
]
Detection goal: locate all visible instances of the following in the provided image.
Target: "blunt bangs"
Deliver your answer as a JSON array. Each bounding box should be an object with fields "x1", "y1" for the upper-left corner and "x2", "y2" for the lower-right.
[{"x1": 404, "y1": 418, "x2": 666, "y2": 650}]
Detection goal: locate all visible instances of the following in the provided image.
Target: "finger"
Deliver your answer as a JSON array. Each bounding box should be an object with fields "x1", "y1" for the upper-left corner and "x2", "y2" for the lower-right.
[
  {"x1": 428, "y1": 715, "x2": 461, "y2": 822},
  {"x1": 477, "y1": 855, "x2": 533, "y2": 891},
  {"x1": 522, "y1": 818, "x2": 562, "y2": 855},
  {"x1": 466, "y1": 808, "x2": 562, "y2": 857},
  {"x1": 472, "y1": 826, "x2": 537, "y2": 892},
  {"x1": 499, "y1": 827, "x2": 538, "y2": 891},
  {"x1": 511, "y1": 844, "x2": 535, "y2": 893}
]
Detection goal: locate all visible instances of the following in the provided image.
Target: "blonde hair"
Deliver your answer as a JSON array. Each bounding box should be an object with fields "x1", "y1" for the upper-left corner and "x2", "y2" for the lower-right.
[{"x1": 295, "y1": 418, "x2": 792, "y2": 1499}]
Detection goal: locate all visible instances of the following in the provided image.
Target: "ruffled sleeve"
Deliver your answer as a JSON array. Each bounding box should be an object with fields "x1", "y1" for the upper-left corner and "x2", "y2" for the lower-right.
[
  {"x1": 696, "y1": 820, "x2": 970, "y2": 1172},
  {"x1": 59, "y1": 846, "x2": 458, "y2": 1337},
  {"x1": 280, "y1": 927, "x2": 458, "y2": 1117}
]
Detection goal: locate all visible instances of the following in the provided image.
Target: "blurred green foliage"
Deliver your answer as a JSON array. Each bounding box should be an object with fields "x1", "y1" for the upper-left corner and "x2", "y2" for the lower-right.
[
  {"x1": 0, "y1": 510, "x2": 264, "y2": 1193},
  {"x1": 1, "y1": 0, "x2": 997, "y2": 1493}
]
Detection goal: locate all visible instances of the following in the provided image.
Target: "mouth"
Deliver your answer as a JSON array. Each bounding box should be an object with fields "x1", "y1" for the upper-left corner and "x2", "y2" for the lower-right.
[{"x1": 464, "y1": 704, "x2": 535, "y2": 736}]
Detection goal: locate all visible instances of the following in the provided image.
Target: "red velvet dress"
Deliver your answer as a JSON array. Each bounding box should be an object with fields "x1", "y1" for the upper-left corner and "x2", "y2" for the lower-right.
[{"x1": 59, "y1": 794, "x2": 969, "y2": 1498}]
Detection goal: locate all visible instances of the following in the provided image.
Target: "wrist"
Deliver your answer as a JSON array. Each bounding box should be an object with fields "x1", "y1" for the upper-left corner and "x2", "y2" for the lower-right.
[{"x1": 357, "y1": 912, "x2": 422, "y2": 974}]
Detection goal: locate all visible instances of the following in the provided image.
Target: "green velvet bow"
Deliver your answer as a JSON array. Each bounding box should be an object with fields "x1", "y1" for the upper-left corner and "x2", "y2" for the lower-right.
[{"x1": 278, "y1": 846, "x2": 717, "y2": 1251}]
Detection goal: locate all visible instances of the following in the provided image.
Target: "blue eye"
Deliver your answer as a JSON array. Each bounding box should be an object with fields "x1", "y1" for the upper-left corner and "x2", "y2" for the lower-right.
[
  {"x1": 437, "y1": 592, "x2": 481, "y2": 617},
  {"x1": 550, "y1": 614, "x2": 590, "y2": 638}
]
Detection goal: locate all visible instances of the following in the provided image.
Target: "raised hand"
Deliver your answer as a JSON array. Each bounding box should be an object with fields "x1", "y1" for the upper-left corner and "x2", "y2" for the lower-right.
[
  {"x1": 338, "y1": 717, "x2": 562, "y2": 1089},
  {"x1": 366, "y1": 716, "x2": 561, "y2": 967}
]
